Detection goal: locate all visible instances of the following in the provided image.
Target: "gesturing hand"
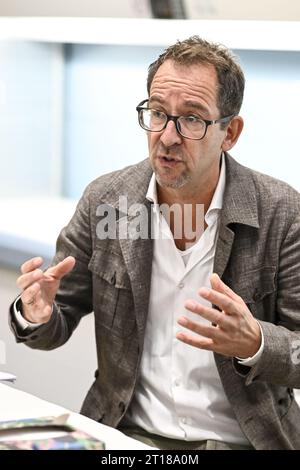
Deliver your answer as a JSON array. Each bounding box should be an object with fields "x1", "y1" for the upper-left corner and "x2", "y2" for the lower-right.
[
  {"x1": 176, "y1": 273, "x2": 261, "y2": 359},
  {"x1": 16, "y1": 256, "x2": 76, "y2": 324}
]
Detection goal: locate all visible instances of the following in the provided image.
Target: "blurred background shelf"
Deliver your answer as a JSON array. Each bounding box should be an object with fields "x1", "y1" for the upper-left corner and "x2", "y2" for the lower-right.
[{"x1": 0, "y1": 17, "x2": 300, "y2": 51}]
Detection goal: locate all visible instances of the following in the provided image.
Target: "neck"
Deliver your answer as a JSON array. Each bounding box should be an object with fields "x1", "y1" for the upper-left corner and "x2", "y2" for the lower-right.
[
  {"x1": 155, "y1": 160, "x2": 222, "y2": 250},
  {"x1": 156, "y1": 152, "x2": 223, "y2": 210},
  {"x1": 156, "y1": 176, "x2": 219, "y2": 251},
  {"x1": 157, "y1": 172, "x2": 219, "y2": 214}
]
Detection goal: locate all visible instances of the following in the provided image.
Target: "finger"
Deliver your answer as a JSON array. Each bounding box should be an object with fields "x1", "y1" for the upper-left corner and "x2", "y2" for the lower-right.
[
  {"x1": 184, "y1": 299, "x2": 228, "y2": 327},
  {"x1": 176, "y1": 330, "x2": 214, "y2": 351},
  {"x1": 210, "y1": 273, "x2": 241, "y2": 303},
  {"x1": 46, "y1": 256, "x2": 76, "y2": 281},
  {"x1": 177, "y1": 315, "x2": 221, "y2": 340},
  {"x1": 17, "y1": 269, "x2": 44, "y2": 290},
  {"x1": 21, "y1": 257, "x2": 43, "y2": 275},
  {"x1": 21, "y1": 282, "x2": 41, "y2": 306},
  {"x1": 198, "y1": 287, "x2": 239, "y2": 315}
]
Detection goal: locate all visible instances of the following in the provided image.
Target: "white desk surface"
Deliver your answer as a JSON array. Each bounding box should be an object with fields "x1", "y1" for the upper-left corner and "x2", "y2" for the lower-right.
[{"x1": 0, "y1": 383, "x2": 153, "y2": 450}]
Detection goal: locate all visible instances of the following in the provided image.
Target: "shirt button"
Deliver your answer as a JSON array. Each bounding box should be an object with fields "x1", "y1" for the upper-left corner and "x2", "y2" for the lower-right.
[
  {"x1": 181, "y1": 417, "x2": 187, "y2": 424},
  {"x1": 174, "y1": 378, "x2": 180, "y2": 386},
  {"x1": 178, "y1": 282, "x2": 185, "y2": 289}
]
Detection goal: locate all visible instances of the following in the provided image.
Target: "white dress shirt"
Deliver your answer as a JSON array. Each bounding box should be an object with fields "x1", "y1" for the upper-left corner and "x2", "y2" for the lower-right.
[{"x1": 123, "y1": 155, "x2": 261, "y2": 444}]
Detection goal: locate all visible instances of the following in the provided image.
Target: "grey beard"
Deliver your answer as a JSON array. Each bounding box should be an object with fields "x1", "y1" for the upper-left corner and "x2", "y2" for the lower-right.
[{"x1": 155, "y1": 170, "x2": 192, "y2": 189}]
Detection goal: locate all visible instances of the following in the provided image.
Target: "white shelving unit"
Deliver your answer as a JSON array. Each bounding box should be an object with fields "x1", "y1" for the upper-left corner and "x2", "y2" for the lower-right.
[{"x1": 0, "y1": 17, "x2": 300, "y2": 51}]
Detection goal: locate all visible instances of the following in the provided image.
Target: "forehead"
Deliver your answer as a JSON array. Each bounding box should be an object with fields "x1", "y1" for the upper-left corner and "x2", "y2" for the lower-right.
[{"x1": 149, "y1": 60, "x2": 219, "y2": 110}]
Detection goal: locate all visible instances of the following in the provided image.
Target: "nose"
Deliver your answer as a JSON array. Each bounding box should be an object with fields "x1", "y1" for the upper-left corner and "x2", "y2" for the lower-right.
[{"x1": 160, "y1": 120, "x2": 182, "y2": 147}]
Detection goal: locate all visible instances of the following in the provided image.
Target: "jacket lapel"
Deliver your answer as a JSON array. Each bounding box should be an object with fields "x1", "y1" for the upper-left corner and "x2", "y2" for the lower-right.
[
  {"x1": 118, "y1": 208, "x2": 153, "y2": 347},
  {"x1": 214, "y1": 153, "x2": 260, "y2": 279},
  {"x1": 214, "y1": 225, "x2": 235, "y2": 279},
  {"x1": 99, "y1": 159, "x2": 154, "y2": 347}
]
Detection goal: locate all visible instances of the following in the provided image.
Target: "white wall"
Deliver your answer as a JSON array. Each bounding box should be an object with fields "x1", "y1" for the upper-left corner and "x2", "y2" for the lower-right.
[
  {"x1": 63, "y1": 45, "x2": 300, "y2": 198},
  {"x1": 63, "y1": 44, "x2": 157, "y2": 196},
  {"x1": 231, "y1": 49, "x2": 300, "y2": 190},
  {"x1": 0, "y1": 42, "x2": 63, "y2": 197}
]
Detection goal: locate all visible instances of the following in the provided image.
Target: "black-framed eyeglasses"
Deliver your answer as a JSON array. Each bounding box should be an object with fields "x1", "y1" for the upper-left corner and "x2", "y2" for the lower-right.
[{"x1": 136, "y1": 99, "x2": 234, "y2": 140}]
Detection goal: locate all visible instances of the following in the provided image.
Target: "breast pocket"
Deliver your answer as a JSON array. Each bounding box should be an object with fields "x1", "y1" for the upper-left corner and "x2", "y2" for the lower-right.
[
  {"x1": 226, "y1": 266, "x2": 277, "y2": 322},
  {"x1": 88, "y1": 249, "x2": 136, "y2": 337}
]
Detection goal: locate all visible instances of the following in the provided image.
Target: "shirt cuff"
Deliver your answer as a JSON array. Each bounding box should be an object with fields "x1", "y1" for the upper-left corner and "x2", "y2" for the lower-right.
[
  {"x1": 236, "y1": 321, "x2": 264, "y2": 367},
  {"x1": 13, "y1": 295, "x2": 43, "y2": 331}
]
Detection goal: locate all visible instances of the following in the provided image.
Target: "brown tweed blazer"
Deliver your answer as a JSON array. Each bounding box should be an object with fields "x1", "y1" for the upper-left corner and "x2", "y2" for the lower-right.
[{"x1": 10, "y1": 153, "x2": 300, "y2": 449}]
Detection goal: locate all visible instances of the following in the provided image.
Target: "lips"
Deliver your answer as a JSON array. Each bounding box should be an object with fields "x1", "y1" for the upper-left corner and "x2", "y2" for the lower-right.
[{"x1": 158, "y1": 156, "x2": 182, "y2": 163}]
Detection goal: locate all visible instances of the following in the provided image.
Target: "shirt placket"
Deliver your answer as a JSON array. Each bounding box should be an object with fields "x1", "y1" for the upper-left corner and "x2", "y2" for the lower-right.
[{"x1": 170, "y1": 215, "x2": 219, "y2": 436}]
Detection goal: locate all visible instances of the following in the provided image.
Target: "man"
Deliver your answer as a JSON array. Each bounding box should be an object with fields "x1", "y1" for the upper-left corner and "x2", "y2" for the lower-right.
[{"x1": 10, "y1": 37, "x2": 300, "y2": 450}]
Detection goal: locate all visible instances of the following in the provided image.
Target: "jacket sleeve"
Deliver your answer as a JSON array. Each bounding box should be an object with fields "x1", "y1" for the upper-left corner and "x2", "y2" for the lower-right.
[
  {"x1": 9, "y1": 185, "x2": 94, "y2": 350},
  {"x1": 234, "y1": 212, "x2": 300, "y2": 387}
]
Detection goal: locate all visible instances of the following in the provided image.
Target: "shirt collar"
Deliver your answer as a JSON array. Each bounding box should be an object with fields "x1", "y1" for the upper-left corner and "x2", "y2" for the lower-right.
[
  {"x1": 146, "y1": 170, "x2": 158, "y2": 204},
  {"x1": 146, "y1": 153, "x2": 226, "y2": 216},
  {"x1": 207, "y1": 152, "x2": 226, "y2": 213}
]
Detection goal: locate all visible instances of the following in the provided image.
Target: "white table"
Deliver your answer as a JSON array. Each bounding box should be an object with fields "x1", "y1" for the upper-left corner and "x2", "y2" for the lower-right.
[{"x1": 0, "y1": 383, "x2": 153, "y2": 450}]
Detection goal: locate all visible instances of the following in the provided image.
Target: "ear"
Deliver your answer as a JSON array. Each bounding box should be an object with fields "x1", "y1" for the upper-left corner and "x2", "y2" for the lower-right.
[{"x1": 221, "y1": 116, "x2": 244, "y2": 152}]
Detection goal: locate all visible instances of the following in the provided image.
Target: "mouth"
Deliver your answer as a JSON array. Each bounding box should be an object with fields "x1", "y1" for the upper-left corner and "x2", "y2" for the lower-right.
[{"x1": 158, "y1": 156, "x2": 183, "y2": 167}]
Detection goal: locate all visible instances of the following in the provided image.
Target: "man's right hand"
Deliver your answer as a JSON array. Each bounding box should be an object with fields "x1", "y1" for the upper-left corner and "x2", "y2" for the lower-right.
[{"x1": 16, "y1": 256, "x2": 76, "y2": 324}]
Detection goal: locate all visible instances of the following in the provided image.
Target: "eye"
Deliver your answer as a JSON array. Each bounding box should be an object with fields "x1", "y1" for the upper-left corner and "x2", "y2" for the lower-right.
[
  {"x1": 150, "y1": 109, "x2": 165, "y2": 120},
  {"x1": 183, "y1": 115, "x2": 201, "y2": 124}
]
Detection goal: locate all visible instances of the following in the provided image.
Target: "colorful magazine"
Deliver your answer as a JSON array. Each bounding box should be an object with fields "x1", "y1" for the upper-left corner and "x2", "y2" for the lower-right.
[{"x1": 0, "y1": 414, "x2": 105, "y2": 450}]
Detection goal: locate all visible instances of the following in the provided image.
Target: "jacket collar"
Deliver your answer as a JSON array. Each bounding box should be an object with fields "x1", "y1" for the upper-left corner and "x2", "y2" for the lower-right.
[
  {"x1": 221, "y1": 152, "x2": 259, "y2": 229},
  {"x1": 213, "y1": 153, "x2": 260, "y2": 281}
]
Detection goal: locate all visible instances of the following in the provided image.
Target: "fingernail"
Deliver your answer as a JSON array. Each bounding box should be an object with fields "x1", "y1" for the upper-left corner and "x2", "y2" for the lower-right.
[
  {"x1": 199, "y1": 287, "x2": 210, "y2": 297},
  {"x1": 184, "y1": 300, "x2": 197, "y2": 309},
  {"x1": 176, "y1": 332, "x2": 185, "y2": 340},
  {"x1": 178, "y1": 316, "x2": 188, "y2": 326}
]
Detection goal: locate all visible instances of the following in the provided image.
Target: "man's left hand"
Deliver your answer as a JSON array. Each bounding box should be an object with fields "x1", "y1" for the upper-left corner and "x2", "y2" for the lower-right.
[{"x1": 176, "y1": 273, "x2": 261, "y2": 358}]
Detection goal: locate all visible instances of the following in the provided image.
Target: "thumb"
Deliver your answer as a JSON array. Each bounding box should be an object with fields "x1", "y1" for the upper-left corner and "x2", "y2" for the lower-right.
[{"x1": 46, "y1": 256, "x2": 76, "y2": 281}]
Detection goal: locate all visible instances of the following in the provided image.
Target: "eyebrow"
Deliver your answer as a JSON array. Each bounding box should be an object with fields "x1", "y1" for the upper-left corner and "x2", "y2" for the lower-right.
[
  {"x1": 148, "y1": 95, "x2": 164, "y2": 106},
  {"x1": 148, "y1": 95, "x2": 209, "y2": 115},
  {"x1": 184, "y1": 100, "x2": 209, "y2": 114}
]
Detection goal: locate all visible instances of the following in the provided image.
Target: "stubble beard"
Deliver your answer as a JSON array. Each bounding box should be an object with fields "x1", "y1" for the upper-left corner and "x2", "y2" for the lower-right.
[{"x1": 151, "y1": 159, "x2": 192, "y2": 190}]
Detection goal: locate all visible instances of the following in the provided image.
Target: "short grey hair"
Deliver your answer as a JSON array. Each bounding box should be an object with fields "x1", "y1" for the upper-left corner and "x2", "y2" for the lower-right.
[{"x1": 147, "y1": 36, "x2": 245, "y2": 119}]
